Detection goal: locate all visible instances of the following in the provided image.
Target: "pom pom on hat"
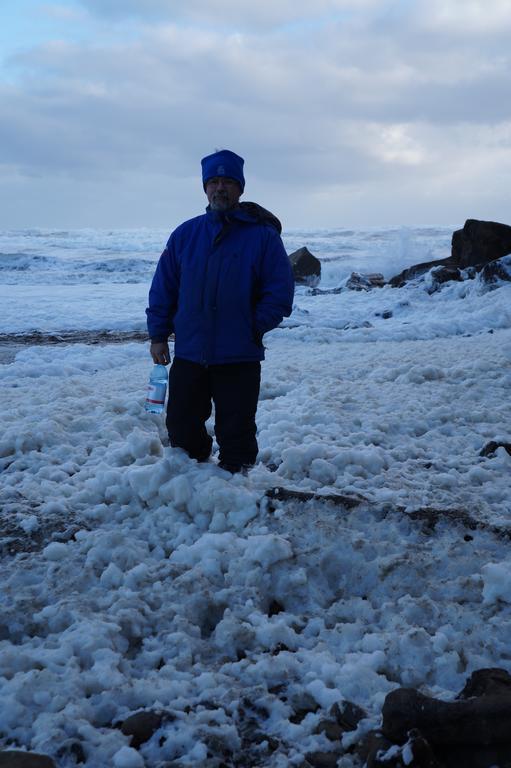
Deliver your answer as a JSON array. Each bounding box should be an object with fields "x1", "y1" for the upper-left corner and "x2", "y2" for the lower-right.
[{"x1": 201, "y1": 149, "x2": 245, "y2": 192}]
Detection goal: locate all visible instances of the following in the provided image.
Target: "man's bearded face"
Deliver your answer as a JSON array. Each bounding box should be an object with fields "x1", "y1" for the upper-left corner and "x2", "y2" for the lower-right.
[{"x1": 205, "y1": 177, "x2": 241, "y2": 211}]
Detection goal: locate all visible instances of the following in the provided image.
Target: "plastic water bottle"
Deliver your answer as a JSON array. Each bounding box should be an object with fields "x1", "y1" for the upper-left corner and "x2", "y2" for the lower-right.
[{"x1": 145, "y1": 364, "x2": 168, "y2": 414}]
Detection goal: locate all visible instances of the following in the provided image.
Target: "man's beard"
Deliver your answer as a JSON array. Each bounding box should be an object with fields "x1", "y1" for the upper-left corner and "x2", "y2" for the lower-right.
[{"x1": 209, "y1": 193, "x2": 234, "y2": 211}]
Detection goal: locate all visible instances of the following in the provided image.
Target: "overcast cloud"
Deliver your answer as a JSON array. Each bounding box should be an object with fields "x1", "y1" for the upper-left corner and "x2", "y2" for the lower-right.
[{"x1": 1, "y1": 0, "x2": 511, "y2": 228}]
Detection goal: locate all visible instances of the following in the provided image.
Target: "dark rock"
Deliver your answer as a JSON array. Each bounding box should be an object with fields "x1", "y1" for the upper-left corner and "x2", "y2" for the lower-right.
[
  {"x1": 437, "y1": 743, "x2": 511, "y2": 768},
  {"x1": 270, "y1": 642, "x2": 290, "y2": 655},
  {"x1": 480, "y1": 441, "x2": 511, "y2": 458},
  {"x1": 68, "y1": 743, "x2": 86, "y2": 764},
  {"x1": 381, "y1": 219, "x2": 511, "y2": 289},
  {"x1": 478, "y1": 255, "x2": 511, "y2": 287},
  {"x1": 388, "y1": 257, "x2": 458, "y2": 288},
  {"x1": 364, "y1": 729, "x2": 440, "y2": 767},
  {"x1": 198, "y1": 699, "x2": 223, "y2": 711},
  {"x1": 343, "y1": 320, "x2": 373, "y2": 330},
  {"x1": 289, "y1": 692, "x2": 320, "y2": 724},
  {"x1": 382, "y1": 686, "x2": 511, "y2": 745},
  {"x1": 401, "y1": 730, "x2": 439, "y2": 767},
  {"x1": 203, "y1": 732, "x2": 235, "y2": 762},
  {"x1": 268, "y1": 683, "x2": 287, "y2": 696},
  {"x1": 120, "y1": 710, "x2": 169, "y2": 748},
  {"x1": 368, "y1": 273, "x2": 385, "y2": 287},
  {"x1": 381, "y1": 310, "x2": 393, "y2": 319},
  {"x1": 0, "y1": 753, "x2": 56, "y2": 768},
  {"x1": 56, "y1": 740, "x2": 86, "y2": 764},
  {"x1": 315, "y1": 719, "x2": 344, "y2": 741},
  {"x1": 345, "y1": 272, "x2": 385, "y2": 290},
  {"x1": 426, "y1": 265, "x2": 463, "y2": 293},
  {"x1": 250, "y1": 732, "x2": 279, "y2": 752},
  {"x1": 241, "y1": 696, "x2": 270, "y2": 720},
  {"x1": 357, "y1": 731, "x2": 395, "y2": 767},
  {"x1": 304, "y1": 751, "x2": 341, "y2": 768},
  {"x1": 309, "y1": 286, "x2": 343, "y2": 295},
  {"x1": 288, "y1": 247, "x2": 321, "y2": 287},
  {"x1": 452, "y1": 219, "x2": 511, "y2": 268},
  {"x1": 289, "y1": 705, "x2": 319, "y2": 724},
  {"x1": 457, "y1": 668, "x2": 511, "y2": 699},
  {"x1": 330, "y1": 700, "x2": 367, "y2": 731},
  {"x1": 268, "y1": 599, "x2": 284, "y2": 616}
]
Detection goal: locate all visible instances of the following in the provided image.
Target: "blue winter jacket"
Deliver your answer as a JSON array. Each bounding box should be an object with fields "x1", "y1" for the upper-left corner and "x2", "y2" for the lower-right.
[{"x1": 146, "y1": 202, "x2": 294, "y2": 365}]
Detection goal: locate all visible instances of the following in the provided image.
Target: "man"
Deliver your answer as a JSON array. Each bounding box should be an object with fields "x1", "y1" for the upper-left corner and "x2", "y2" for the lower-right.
[{"x1": 146, "y1": 149, "x2": 294, "y2": 473}]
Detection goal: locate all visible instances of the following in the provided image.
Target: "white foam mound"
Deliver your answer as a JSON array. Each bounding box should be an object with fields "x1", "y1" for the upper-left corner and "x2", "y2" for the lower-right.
[{"x1": 1, "y1": 227, "x2": 511, "y2": 765}]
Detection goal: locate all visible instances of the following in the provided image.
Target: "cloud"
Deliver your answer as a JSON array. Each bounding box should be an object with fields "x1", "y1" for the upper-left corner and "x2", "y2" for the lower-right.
[
  {"x1": 76, "y1": 0, "x2": 381, "y2": 28},
  {"x1": 2, "y1": 1, "x2": 511, "y2": 227},
  {"x1": 39, "y1": 4, "x2": 87, "y2": 22},
  {"x1": 416, "y1": 0, "x2": 511, "y2": 34}
]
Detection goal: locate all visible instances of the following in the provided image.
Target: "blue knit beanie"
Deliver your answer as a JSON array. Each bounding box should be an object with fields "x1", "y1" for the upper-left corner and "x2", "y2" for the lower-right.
[{"x1": 201, "y1": 149, "x2": 245, "y2": 192}]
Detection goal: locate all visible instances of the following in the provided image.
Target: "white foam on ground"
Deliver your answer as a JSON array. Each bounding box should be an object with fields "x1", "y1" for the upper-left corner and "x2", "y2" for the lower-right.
[{"x1": 1, "y1": 229, "x2": 511, "y2": 765}]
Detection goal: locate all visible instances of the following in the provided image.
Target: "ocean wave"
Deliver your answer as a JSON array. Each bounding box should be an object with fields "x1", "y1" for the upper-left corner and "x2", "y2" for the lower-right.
[
  {"x1": 76, "y1": 257, "x2": 155, "y2": 273},
  {"x1": 0, "y1": 225, "x2": 454, "y2": 290},
  {"x1": 0, "y1": 252, "x2": 50, "y2": 271},
  {"x1": 0, "y1": 251, "x2": 156, "y2": 284}
]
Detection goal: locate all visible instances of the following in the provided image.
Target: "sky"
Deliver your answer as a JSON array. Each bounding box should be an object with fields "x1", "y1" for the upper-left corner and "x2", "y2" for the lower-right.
[{"x1": 1, "y1": 0, "x2": 511, "y2": 230}]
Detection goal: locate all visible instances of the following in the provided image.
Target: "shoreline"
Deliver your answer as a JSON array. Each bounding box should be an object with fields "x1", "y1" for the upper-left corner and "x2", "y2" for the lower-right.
[{"x1": 0, "y1": 330, "x2": 148, "y2": 364}]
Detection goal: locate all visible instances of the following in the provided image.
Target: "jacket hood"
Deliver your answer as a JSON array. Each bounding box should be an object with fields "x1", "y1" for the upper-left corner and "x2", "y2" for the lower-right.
[
  {"x1": 206, "y1": 202, "x2": 282, "y2": 235},
  {"x1": 238, "y1": 201, "x2": 282, "y2": 234}
]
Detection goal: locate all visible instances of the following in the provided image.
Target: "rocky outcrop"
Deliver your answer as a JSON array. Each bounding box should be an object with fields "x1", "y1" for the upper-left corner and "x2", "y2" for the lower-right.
[
  {"x1": 389, "y1": 219, "x2": 511, "y2": 289},
  {"x1": 360, "y1": 668, "x2": 511, "y2": 768},
  {"x1": 288, "y1": 247, "x2": 321, "y2": 287},
  {"x1": 452, "y1": 219, "x2": 511, "y2": 268},
  {"x1": 478, "y1": 254, "x2": 511, "y2": 286},
  {"x1": 345, "y1": 272, "x2": 385, "y2": 290},
  {"x1": 382, "y1": 685, "x2": 511, "y2": 746},
  {"x1": 388, "y1": 257, "x2": 459, "y2": 288},
  {"x1": 424, "y1": 265, "x2": 463, "y2": 294}
]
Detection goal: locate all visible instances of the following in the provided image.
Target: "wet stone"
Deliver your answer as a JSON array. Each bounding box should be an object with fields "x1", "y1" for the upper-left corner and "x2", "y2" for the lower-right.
[
  {"x1": 382, "y1": 685, "x2": 511, "y2": 745},
  {"x1": 330, "y1": 700, "x2": 367, "y2": 731},
  {"x1": 458, "y1": 668, "x2": 511, "y2": 699},
  {"x1": 268, "y1": 599, "x2": 284, "y2": 616},
  {"x1": 480, "y1": 441, "x2": 511, "y2": 458},
  {"x1": 305, "y1": 750, "x2": 342, "y2": 768},
  {"x1": 120, "y1": 710, "x2": 170, "y2": 748},
  {"x1": 0, "y1": 753, "x2": 57, "y2": 768},
  {"x1": 315, "y1": 718, "x2": 344, "y2": 741},
  {"x1": 56, "y1": 740, "x2": 86, "y2": 764}
]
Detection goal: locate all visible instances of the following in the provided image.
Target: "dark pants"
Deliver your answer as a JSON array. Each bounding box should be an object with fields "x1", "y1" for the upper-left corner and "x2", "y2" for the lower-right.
[{"x1": 166, "y1": 358, "x2": 261, "y2": 466}]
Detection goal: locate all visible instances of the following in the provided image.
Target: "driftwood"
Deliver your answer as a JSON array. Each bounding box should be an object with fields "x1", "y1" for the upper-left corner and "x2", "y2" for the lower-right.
[
  {"x1": 0, "y1": 330, "x2": 149, "y2": 346},
  {"x1": 264, "y1": 487, "x2": 511, "y2": 540},
  {"x1": 265, "y1": 486, "x2": 367, "y2": 510}
]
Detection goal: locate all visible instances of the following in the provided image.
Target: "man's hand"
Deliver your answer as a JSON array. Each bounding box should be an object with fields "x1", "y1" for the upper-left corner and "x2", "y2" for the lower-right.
[{"x1": 150, "y1": 341, "x2": 170, "y2": 365}]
